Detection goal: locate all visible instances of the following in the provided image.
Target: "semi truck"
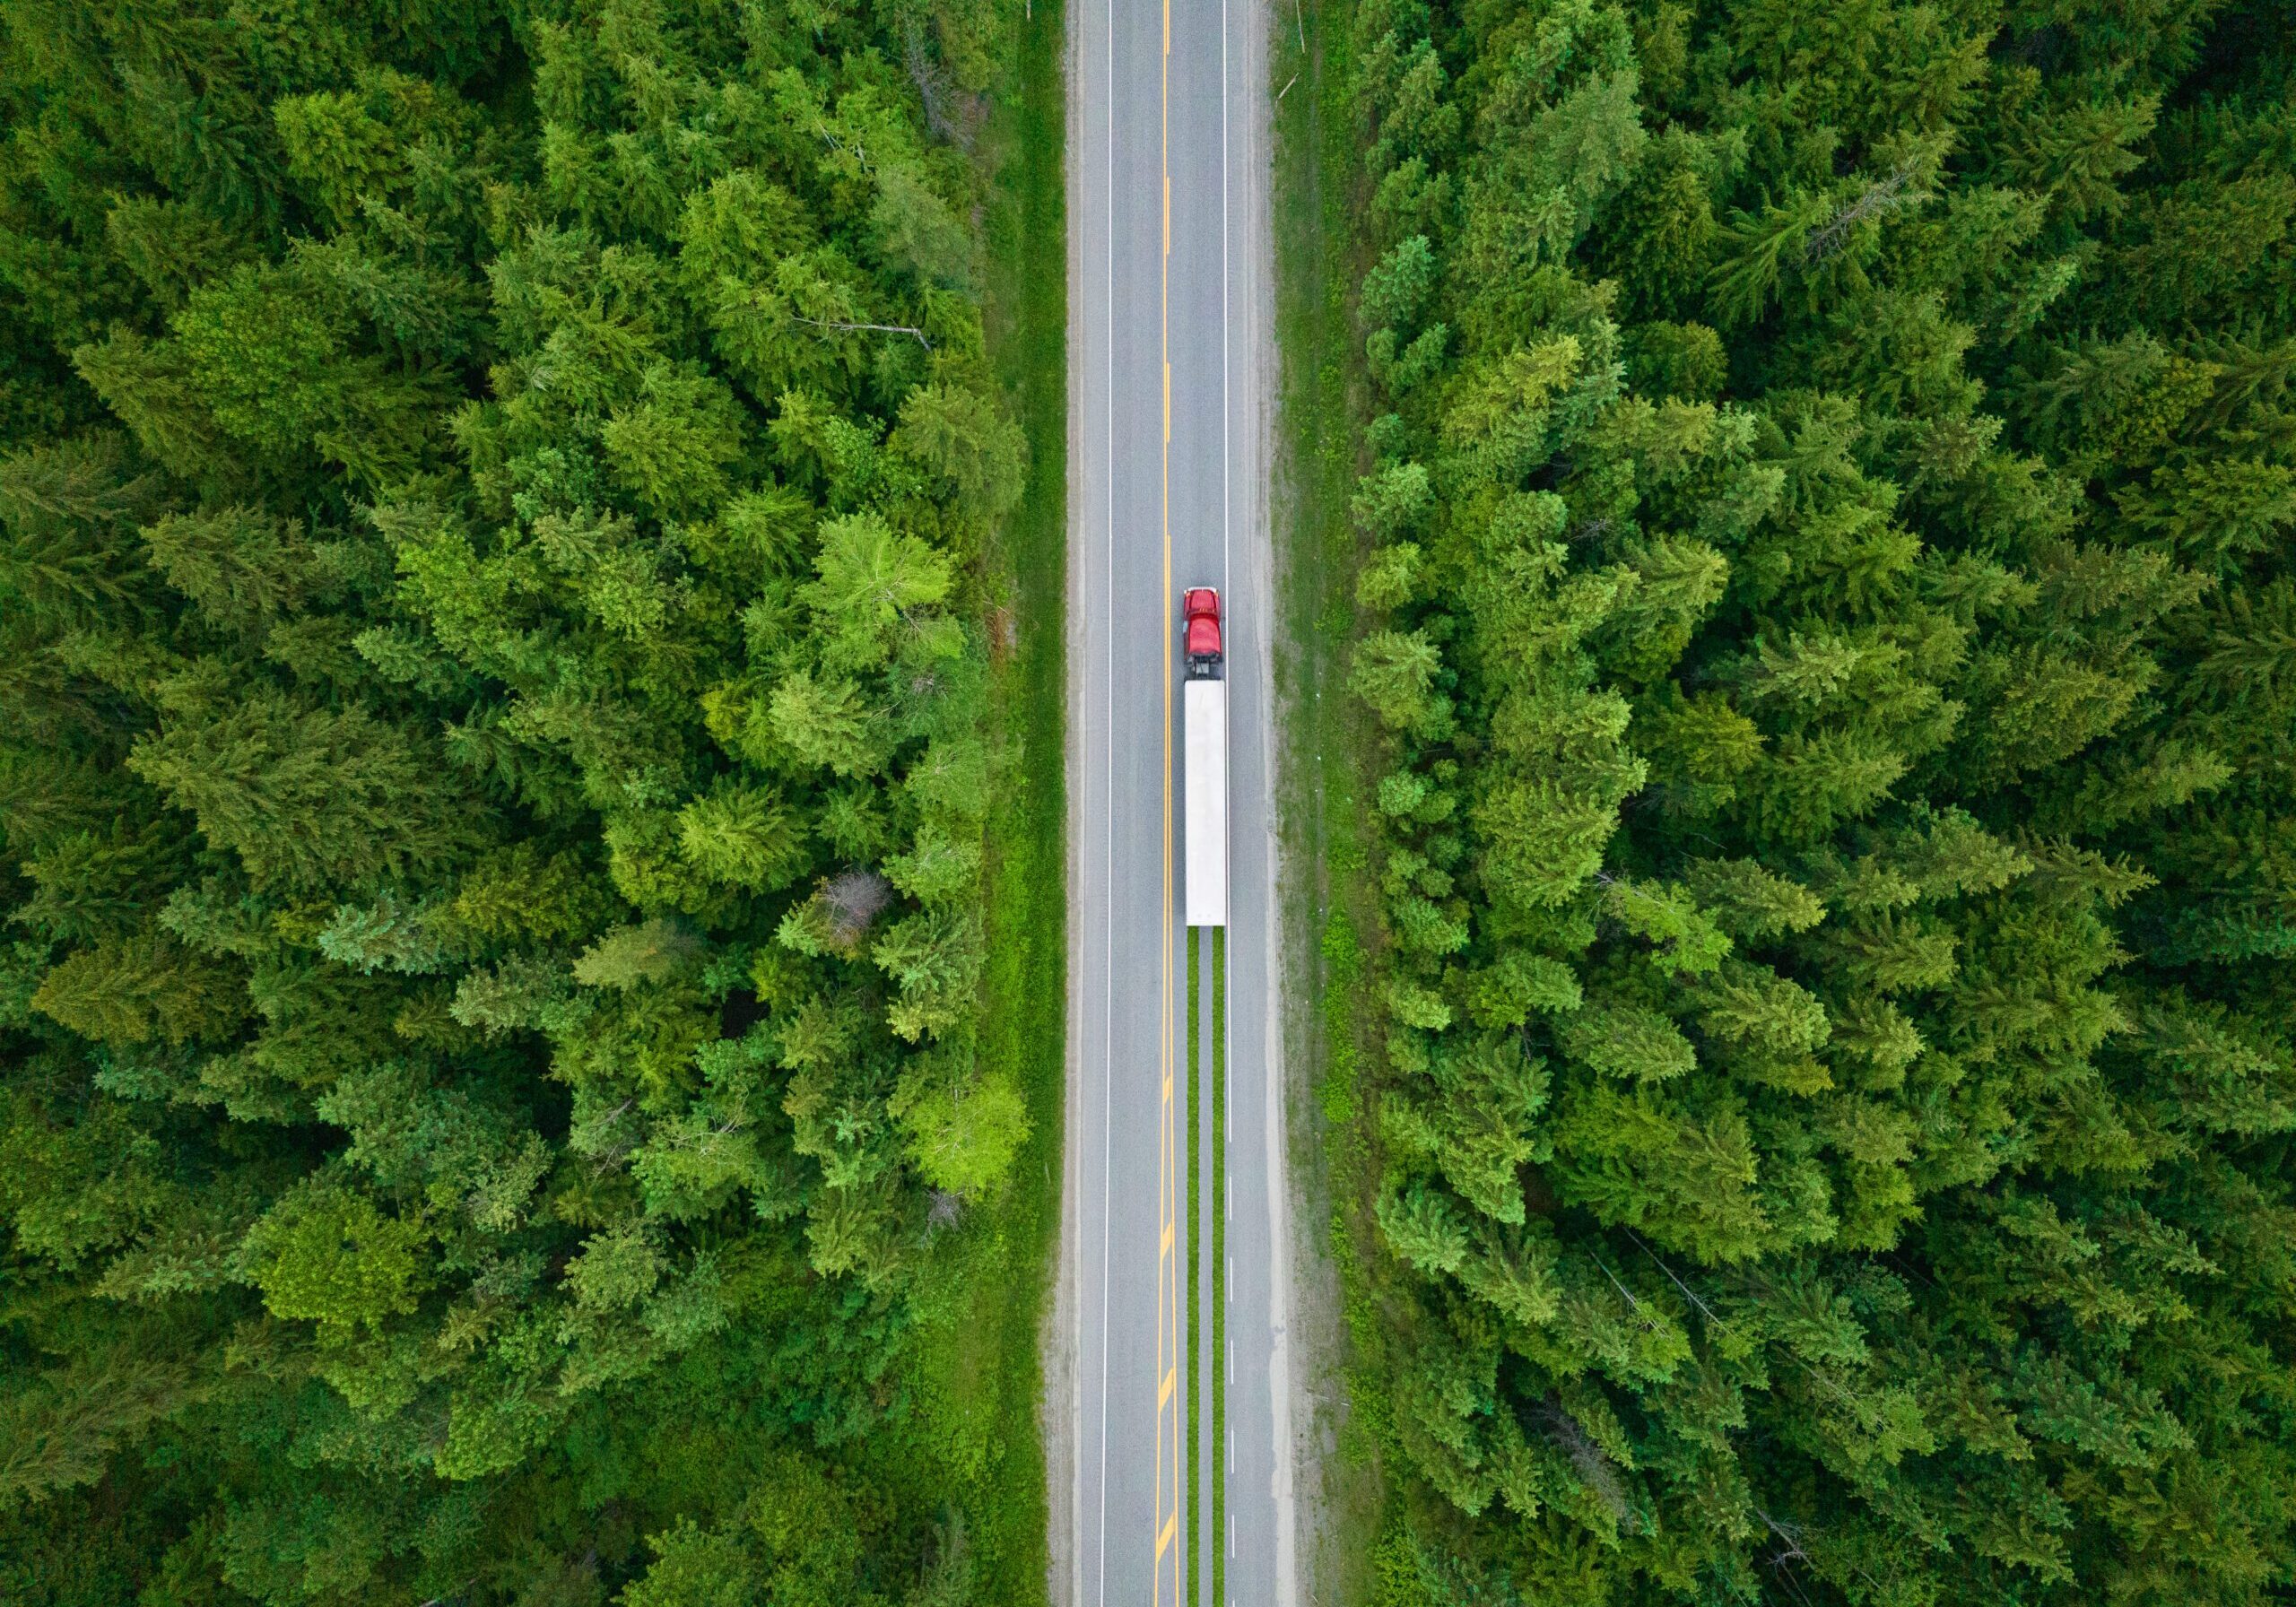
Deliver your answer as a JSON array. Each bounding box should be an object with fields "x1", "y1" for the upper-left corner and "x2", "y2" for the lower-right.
[{"x1": 1183, "y1": 587, "x2": 1227, "y2": 928}]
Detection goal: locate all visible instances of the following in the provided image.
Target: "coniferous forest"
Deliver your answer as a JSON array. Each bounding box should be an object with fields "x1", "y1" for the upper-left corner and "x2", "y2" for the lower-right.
[
  {"x1": 0, "y1": 1, "x2": 1044, "y2": 1603},
  {"x1": 1339, "y1": 0, "x2": 2296, "y2": 1601},
  {"x1": 12, "y1": 0, "x2": 2296, "y2": 1600}
]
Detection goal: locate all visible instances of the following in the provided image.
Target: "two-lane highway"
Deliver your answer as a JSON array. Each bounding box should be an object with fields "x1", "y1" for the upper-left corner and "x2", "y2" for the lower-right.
[{"x1": 1065, "y1": 0, "x2": 1291, "y2": 1602}]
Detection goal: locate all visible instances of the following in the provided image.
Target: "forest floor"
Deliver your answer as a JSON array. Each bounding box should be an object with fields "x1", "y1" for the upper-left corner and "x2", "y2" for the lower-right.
[
  {"x1": 954, "y1": 1, "x2": 1069, "y2": 1599},
  {"x1": 1268, "y1": 0, "x2": 1387, "y2": 1603}
]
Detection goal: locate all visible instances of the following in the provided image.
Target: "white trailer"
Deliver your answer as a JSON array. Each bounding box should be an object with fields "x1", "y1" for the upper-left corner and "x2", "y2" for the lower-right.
[{"x1": 1184, "y1": 676, "x2": 1227, "y2": 927}]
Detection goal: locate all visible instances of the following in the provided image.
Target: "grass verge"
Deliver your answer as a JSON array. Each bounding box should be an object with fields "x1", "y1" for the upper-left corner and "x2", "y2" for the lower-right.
[
  {"x1": 1211, "y1": 925, "x2": 1227, "y2": 1607},
  {"x1": 1188, "y1": 925, "x2": 1203, "y2": 1607},
  {"x1": 912, "y1": 3, "x2": 1067, "y2": 1599},
  {"x1": 1270, "y1": 0, "x2": 1394, "y2": 1603}
]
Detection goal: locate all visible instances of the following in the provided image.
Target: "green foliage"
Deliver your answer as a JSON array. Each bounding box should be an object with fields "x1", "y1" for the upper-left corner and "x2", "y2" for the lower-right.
[
  {"x1": 0, "y1": 0, "x2": 1034, "y2": 1600},
  {"x1": 1335, "y1": 0, "x2": 2296, "y2": 1598},
  {"x1": 236, "y1": 1181, "x2": 430, "y2": 1336}
]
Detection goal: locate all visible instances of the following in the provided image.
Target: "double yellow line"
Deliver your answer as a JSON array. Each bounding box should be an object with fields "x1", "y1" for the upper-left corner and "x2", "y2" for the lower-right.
[{"x1": 1152, "y1": 0, "x2": 1181, "y2": 1603}]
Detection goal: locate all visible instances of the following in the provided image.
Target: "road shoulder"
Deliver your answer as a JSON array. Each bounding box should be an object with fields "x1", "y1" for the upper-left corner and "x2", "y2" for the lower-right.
[
  {"x1": 1267, "y1": 0, "x2": 1389, "y2": 1603},
  {"x1": 1043, "y1": 0, "x2": 1083, "y2": 1602}
]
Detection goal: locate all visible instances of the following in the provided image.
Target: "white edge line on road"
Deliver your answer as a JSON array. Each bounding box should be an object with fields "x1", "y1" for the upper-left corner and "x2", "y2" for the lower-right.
[{"x1": 1093, "y1": 1, "x2": 1115, "y2": 1603}]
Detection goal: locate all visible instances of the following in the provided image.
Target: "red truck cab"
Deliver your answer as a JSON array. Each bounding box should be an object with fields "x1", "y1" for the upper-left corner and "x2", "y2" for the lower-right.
[{"x1": 1184, "y1": 587, "x2": 1223, "y2": 678}]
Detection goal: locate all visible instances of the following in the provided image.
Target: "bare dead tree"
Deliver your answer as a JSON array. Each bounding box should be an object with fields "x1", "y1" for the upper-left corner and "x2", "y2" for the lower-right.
[
  {"x1": 1805, "y1": 161, "x2": 1921, "y2": 265},
  {"x1": 1754, "y1": 1507, "x2": 1823, "y2": 1607},
  {"x1": 792, "y1": 314, "x2": 933, "y2": 350},
  {"x1": 1538, "y1": 1398, "x2": 1638, "y2": 1533},
  {"x1": 904, "y1": 25, "x2": 985, "y2": 151},
  {"x1": 822, "y1": 869, "x2": 895, "y2": 948}
]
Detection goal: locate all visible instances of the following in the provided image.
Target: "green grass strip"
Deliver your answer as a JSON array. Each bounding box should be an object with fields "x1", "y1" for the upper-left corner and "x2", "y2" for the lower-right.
[
  {"x1": 1269, "y1": 0, "x2": 1396, "y2": 1595},
  {"x1": 1211, "y1": 925, "x2": 1228, "y2": 1607},
  {"x1": 1187, "y1": 925, "x2": 1203, "y2": 1607},
  {"x1": 956, "y1": 1, "x2": 1067, "y2": 1598}
]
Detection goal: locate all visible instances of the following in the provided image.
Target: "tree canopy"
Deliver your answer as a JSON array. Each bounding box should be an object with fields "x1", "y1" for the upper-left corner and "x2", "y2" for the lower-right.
[
  {"x1": 0, "y1": 0, "x2": 1034, "y2": 1603},
  {"x1": 1339, "y1": 0, "x2": 2296, "y2": 1601}
]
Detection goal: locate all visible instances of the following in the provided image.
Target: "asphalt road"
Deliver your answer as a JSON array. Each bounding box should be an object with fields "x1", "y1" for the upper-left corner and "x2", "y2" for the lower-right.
[{"x1": 1065, "y1": 0, "x2": 1292, "y2": 1603}]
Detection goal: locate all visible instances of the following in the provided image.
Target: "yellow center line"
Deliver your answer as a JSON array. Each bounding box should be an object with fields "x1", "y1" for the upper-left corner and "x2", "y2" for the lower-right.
[{"x1": 1154, "y1": 1, "x2": 1178, "y2": 1605}]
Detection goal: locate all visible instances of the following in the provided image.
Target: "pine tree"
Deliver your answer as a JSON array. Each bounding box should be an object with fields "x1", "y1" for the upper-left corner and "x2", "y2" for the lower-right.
[{"x1": 128, "y1": 688, "x2": 469, "y2": 892}]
